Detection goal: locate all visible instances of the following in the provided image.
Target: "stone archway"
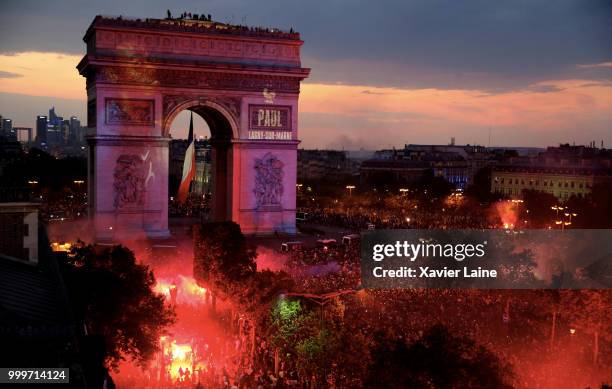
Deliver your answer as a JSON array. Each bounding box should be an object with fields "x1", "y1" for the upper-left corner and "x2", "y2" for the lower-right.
[
  {"x1": 78, "y1": 16, "x2": 309, "y2": 240},
  {"x1": 165, "y1": 100, "x2": 237, "y2": 223}
]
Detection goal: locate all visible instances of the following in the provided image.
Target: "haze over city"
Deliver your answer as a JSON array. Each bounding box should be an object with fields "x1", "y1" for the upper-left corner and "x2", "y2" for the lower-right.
[{"x1": 1, "y1": 0, "x2": 610, "y2": 149}]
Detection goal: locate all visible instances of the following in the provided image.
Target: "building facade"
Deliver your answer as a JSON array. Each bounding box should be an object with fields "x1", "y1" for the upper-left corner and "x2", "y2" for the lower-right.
[
  {"x1": 298, "y1": 149, "x2": 358, "y2": 181},
  {"x1": 0, "y1": 202, "x2": 39, "y2": 263},
  {"x1": 361, "y1": 143, "x2": 490, "y2": 189},
  {"x1": 491, "y1": 144, "x2": 612, "y2": 201}
]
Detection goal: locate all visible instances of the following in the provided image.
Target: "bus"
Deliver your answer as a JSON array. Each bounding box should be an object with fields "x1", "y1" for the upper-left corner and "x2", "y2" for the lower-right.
[
  {"x1": 342, "y1": 234, "x2": 360, "y2": 246},
  {"x1": 281, "y1": 241, "x2": 304, "y2": 252},
  {"x1": 316, "y1": 239, "x2": 337, "y2": 250}
]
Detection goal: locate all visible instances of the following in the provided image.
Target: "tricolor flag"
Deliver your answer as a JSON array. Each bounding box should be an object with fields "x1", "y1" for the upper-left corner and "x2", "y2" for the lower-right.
[{"x1": 177, "y1": 112, "x2": 196, "y2": 202}]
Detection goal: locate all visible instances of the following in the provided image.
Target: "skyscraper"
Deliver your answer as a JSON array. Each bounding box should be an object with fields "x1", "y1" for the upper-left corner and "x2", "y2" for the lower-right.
[
  {"x1": 69, "y1": 116, "x2": 81, "y2": 145},
  {"x1": 1, "y1": 118, "x2": 14, "y2": 140},
  {"x1": 36, "y1": 115, "x2": 48, "y2": 143},
  {"x1": 49, "y1": 107, "x2": 58, "y2": 124}
]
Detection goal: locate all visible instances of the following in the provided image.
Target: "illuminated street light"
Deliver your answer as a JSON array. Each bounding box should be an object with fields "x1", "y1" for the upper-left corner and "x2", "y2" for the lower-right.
[
  {"x1": 73, "y1": 180, "x2": 85, "y2": 184},
  {"x1": 551, "y1": 205, "x2": 564, "y2": 219},
  {"x1": 28, "y1": 180, "x2": 38, "y2": 184},
  {"x1": 345, "y1": 185, "x2": 356, "y2": 197}
]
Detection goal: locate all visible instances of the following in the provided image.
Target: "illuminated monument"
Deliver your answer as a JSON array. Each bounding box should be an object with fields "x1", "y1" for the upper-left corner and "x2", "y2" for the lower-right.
[{"x1": 78, "y1": 16, "x2": 309, "y2": 239}]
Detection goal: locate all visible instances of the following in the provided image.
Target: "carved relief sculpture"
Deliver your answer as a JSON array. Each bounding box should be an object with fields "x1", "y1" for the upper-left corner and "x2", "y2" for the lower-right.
[
  {"x1": 253, "y1": 153, "x2": 284, "y2": 208},
  {"x1": 105, "y1": 98, "x2": 154, "y2": 126},
  {"x1": 98, "y1": 67, "x2": 302, "y2": 94},
  {"x1": 113, "y1": 154, "x2": 146, "y2": 209}
]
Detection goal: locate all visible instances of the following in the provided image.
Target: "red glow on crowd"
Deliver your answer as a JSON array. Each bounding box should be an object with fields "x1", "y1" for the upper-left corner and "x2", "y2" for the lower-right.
[{"x1": 154, "y1": 275, "x2": 208, "y2": 306}]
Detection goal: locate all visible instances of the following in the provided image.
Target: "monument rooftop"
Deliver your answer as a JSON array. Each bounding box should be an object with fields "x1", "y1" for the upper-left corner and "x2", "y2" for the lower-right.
[
  {"x1": 86, "y1": 15, "x2": 302, "y2": 42},
  {"x1": 80, "y1": 15, "x2": 309, "y2": 73}
]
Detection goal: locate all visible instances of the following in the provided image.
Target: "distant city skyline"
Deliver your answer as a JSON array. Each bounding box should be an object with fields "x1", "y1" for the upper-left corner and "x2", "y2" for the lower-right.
[{"x1": 1, "y1": 1, "x2": 610, "y2": 149}]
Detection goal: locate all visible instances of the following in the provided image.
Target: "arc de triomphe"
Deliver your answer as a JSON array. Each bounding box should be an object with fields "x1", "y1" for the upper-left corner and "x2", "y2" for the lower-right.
[{"x1": 78, "y1": 16, "x2": 309, "y2": 240}]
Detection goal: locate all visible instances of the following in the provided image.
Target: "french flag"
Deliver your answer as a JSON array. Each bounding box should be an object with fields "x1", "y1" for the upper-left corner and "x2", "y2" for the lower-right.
[{"x1": 177, "y1": 112, "x2": 196, "y2": 202}]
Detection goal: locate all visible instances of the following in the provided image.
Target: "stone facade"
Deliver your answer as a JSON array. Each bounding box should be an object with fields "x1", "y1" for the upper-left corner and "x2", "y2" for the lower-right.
[{"x1": 78, "y1": 16, "x2": 309, "y2": 239}]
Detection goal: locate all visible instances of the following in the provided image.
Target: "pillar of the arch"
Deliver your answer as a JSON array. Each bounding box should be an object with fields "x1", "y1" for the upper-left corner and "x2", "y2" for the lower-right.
[
  {"x1": 86, "y1": 88, "x2": 170, "y2": 241},
  {"x1": 89, "y1": 136, "x2": 171, "y2": 241},
  {"x1": 233, "y1": 141, "x2": 298, "y2": 235},
  {"x1": 210, "y1": 141, "x2": 231, "y2": 222}
]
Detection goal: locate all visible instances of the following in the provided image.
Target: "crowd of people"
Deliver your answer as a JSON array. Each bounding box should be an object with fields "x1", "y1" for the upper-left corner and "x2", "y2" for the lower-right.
[
  {"x1": 169, "y1": 194, "x2": 211, "y2": 218},
  {"x1": 37, "y1": 187, "x2": 88, "y2": 223},
  {"x1": 115, "y1": 191, "x2": 608, "y2": 388},
  {"x1": 298, "y1": 199, "x2": 493, "y2": 231},
  {"x1": 285, "y1": 244, "x2": 361, "y2": 294}
]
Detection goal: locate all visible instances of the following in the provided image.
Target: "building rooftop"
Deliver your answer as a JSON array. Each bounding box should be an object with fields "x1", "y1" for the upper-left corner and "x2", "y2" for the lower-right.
[
  {"x1": 0, "y1": 255, "x2": 69, "y2": 326},
  {"x1": 88, "y1": 15, "x2": 301, "y2": 41}
]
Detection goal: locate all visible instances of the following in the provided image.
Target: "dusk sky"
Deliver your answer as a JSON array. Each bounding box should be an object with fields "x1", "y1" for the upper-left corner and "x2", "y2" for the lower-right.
[{"x1": 0, "y1": 0, "x2": 611, "y2": 149}]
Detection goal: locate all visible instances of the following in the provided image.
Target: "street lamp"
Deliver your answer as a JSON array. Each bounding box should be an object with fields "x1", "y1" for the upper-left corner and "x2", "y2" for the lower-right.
[
  {"x1": 399, "y1": 188, "x2": 409, "y2": 196},
  {"x1": 345, "y1": 185, "x2": 355, "y2": 197},
  {"x1": 556, "y1": 211, "x2": 577, "y2": 230},
  {"x1": 551, "y1": 205, "x2": 564, "y2": 219}
]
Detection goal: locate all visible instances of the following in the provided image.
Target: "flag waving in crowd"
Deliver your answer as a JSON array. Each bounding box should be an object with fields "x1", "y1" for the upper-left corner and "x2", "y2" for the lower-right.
[{"x1": 177, "y1": 112, "x2": 196, "y2": 202}]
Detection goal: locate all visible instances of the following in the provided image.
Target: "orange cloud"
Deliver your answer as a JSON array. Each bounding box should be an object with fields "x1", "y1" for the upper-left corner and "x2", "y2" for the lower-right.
[
  {"x1": 1, "y1": 52, "x2": 610, "y2": 148},
  {"x1": 300, "y1": 79, "x2": 612, "y2": 131},
  {"x1": 0, "y1": 52, "x2": 84, "y2": 99},
  {"x1": 577, "y1": 62, "x2": 612, "y2": 69}
]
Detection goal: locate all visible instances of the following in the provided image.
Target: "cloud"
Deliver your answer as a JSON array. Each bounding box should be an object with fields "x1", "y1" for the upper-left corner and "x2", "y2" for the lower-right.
[
  {"x1": 0, "y1": 70, "x2": 22, "y2": 78},
  {"x1": 527, "y1": 84, "x2": 565, "y2": 93},
  {"x1": 361, "y1": 90, "x2": 387, "y2": 95},
  {"x1": 0, "y1": 52, "x2": 84, "y2": 100},
  {"x1": 299, "y1": 80, "x2": 612, "y2": 149},
  {"x1": 0, "y1": 0, "x2": 610, "y2": 91},
  {"x1": 577, "y1": 62, "x2": 612, "y2": 69}
]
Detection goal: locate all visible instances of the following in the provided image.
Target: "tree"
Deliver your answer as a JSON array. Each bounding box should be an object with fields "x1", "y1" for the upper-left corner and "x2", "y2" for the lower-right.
[
  {"x1": 364, "y1": 324, "x2": 514, "y2": 389},
  {"x1": 417, "y1": 169, "x2": 454, "y2": 199},
  {"x1": 193, "y1": 221, "x2": 257, "y2": 301},
  {"x1": 465, "y1": 167, "x2": 496, "y2": 203},
  {"x1": 559, "y1": 290, "x2": 612, "y2": 365},
  {"x1": 521, "y1": 189, "x2": 558, "y2": 227},
  {"x1": 62, "y1": 243, "x2": 175, "y2": 369},
  {"x1": 238, "y1": 269, "x2": 295, "y2": 327}
]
